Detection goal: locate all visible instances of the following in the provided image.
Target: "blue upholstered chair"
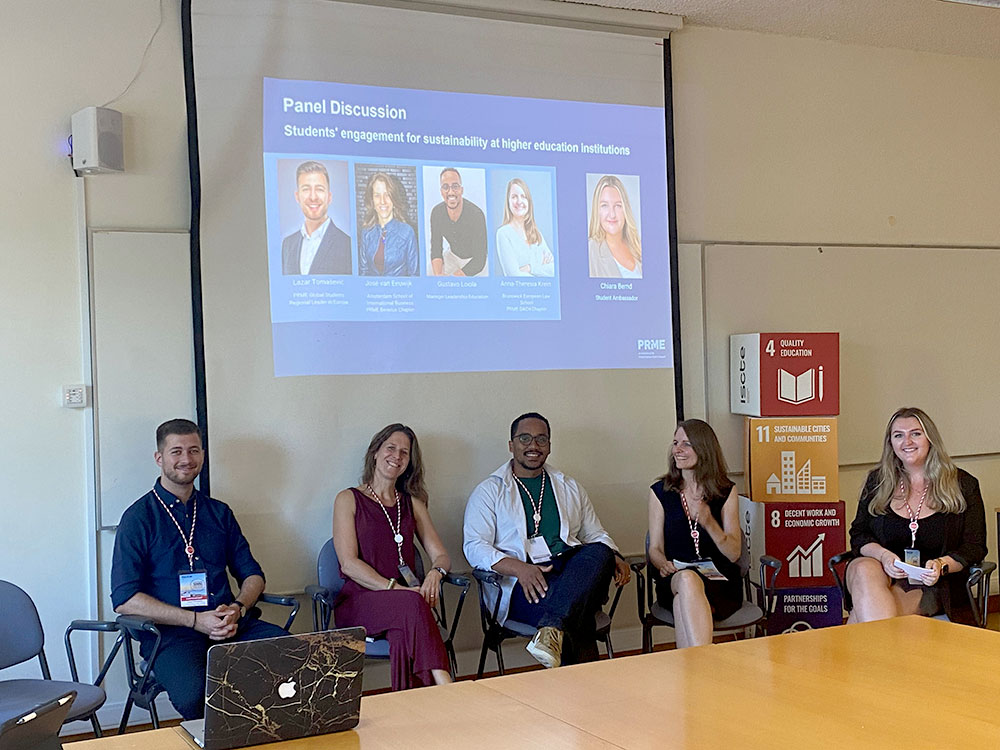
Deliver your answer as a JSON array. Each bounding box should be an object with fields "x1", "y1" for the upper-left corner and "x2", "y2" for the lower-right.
[
  {"x1": 110, "y1": 593, "x2": 299, "y2": 734},
  {"x1": 632, "y1": 535, "x2": 782, "y2": 651},
  {"x1": 0, "y1": 579, "x2": 111, "y2": 737},
  {"x1": 471, "y1": 565, "x2": 631, "y2": 679},
  {"x1": 306, "y1": 538, "x2": 470, "y2": 677}
]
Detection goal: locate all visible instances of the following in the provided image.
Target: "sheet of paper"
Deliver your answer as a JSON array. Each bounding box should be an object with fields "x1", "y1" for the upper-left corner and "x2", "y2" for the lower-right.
[
  {"x1": 672, "y1": 559, "x2": 728, "y2": 581},
  {"x1": 893, "y1": 560, "x2": 931, "y2": 578}
]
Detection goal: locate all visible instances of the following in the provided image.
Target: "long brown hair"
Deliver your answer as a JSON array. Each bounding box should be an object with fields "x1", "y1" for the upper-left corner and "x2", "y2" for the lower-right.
[
  {"x1": 361, "y1": 172, "x2": 411, "y2": 230},
  {"x1": 658, "y1": 419, "x2": 731, "y2": 499},
  {"x1": 867, "y1": 407, "x2": 964, "y2": 515},
  {"x1": 361, "y1": 423, "x2": 427, "y2": 503}
]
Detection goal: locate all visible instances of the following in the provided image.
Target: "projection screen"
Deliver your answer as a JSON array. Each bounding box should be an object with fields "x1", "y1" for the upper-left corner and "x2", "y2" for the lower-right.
[{"x1": 186, "y1": 0, "x2": 680, "y2": 592}]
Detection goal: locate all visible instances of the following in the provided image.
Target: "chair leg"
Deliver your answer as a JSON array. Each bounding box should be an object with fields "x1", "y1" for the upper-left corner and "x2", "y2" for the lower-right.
[
  {"x1": 90, "y1": 714, "x2": 103, "y2": 738},
  {"x1": 604, "y1": 634, "x2": 615, "y2": 659},
  {"x1": 118, "y1": 694, "x2": 135, "y2": 735},
  {"x1": 641, "y1": 623, "x2": 652, "y2": 654},
  {"x1": 445, "y1": 640, "x2": 458, "y2": 679},
  {"x1": 476, "y1": 639, "x2": 490, "y2": 680},
  {"x1": 495, "y1": 644, "x2": 505, "y2": 676},
  {"x1": 148, "y1": 697, "x2": 160, "y2": 729}
]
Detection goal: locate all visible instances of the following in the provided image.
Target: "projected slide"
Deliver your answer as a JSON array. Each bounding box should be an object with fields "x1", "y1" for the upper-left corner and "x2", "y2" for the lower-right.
[{"x1": 263, "y1": 78, "x2": 672, "y2": 376}]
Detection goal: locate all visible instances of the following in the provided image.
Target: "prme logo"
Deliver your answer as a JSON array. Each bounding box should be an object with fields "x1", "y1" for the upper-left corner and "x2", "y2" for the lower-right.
[{"x1": 637, "y1": 339, "x2": 666, "y2": 351}]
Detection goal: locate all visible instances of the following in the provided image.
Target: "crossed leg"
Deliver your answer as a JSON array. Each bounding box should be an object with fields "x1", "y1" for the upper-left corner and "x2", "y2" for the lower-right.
[
  {"x1": 670, "y1": 570, "x2": 714, "y2": 648},
  {"x1": 845, "y1": 557, "x2": 922, "y2": 623}
]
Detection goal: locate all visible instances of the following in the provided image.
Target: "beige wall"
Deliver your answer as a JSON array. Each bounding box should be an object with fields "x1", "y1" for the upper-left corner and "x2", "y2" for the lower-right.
[
  {"x1": 672, "y1": 25, "x2": 1000, "y2": 246},
  {"x1": 2, "y1": 1, "x2": 998, "y2": 700},
  {"x1": 670, "y1": 25, "x2": 1000, "y2": 564},
  {"x1": 0, "y1": 0, "x2": 188, "y2": 682}
]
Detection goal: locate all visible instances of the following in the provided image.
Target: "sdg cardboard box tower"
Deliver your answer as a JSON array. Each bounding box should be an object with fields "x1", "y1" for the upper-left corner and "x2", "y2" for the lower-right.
[
  {"x1": 731, "y1": 332, "x2": 839, "y2": 417},
  {"x1": 733, "y1": 332, "x2": 844, "y2": 629}
]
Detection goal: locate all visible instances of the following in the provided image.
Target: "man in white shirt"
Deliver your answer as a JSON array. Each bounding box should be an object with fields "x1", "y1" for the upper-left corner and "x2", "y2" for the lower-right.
[
  {"x1": 463, "y1": 412, "x2": 630, "y2": 668},
  {"x1": 281, "y1": 161, "x2": 352, "y2": 275}
]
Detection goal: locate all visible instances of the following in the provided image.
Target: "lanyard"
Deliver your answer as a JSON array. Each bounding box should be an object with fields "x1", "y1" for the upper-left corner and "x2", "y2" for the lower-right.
[
  {"x1": 900, "y1": 479, "x2": 929, "y2": 548},
  {"x1": 153, "y1": 487, "x2": 198, "y2": 571},
  {"x1": 679, "y1": 489, "x2": 701, "y2": 559},
  {"x1": 367, "y1": 484, "x2": 405, "y2": 566},
  {"x1": 513, "y1": 470, "x2": 547, "y2": 536}
]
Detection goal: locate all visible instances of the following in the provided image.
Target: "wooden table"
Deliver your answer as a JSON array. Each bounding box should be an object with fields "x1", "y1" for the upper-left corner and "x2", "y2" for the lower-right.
[
  {"x1": 72, "y1": 617, "x2": 1000, "y2": 749},
  {"x1": 486, "y1": 616, "x2": 1000, "y2": 748},
  {"x1": 68, "y1": 681, "x2": 617, "y2": 750}
]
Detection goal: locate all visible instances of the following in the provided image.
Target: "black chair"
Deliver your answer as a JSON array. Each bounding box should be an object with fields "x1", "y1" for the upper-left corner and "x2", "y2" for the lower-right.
[
  {"x1": 306, "y1": 538, "x2": 470, "y2": 677},
  {"x1": 112, "y1": 593, "x2": 299, "y2": 733},
  {"x1": 828, "y1": 550, "x2": 996, "y2": 628},
  {"x1": 632, "y1": 537, "x2": 782, "y2": 652},
  {"x1": 471, "y1": 562, "x2": 631, "y2": 679},
  {"x1": 0, "y1": 579, "x2": 110, "y2": 737}
]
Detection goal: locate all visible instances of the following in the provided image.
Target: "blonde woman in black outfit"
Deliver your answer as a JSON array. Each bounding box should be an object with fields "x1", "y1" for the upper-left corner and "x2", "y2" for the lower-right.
[{"x1": 847, "y1": 407, "x2": 986, "y2": 624}]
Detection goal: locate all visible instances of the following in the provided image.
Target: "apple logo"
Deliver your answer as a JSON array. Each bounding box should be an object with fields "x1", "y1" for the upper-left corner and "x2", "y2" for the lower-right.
[{"x1": 277, "y1": 680, "x2": 297, "y2": 699}]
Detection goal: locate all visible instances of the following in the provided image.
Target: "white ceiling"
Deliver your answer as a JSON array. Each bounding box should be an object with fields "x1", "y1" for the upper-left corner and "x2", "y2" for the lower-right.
[{"x1": 560, "y1": 0, "x2": 1000, "y2": 58}]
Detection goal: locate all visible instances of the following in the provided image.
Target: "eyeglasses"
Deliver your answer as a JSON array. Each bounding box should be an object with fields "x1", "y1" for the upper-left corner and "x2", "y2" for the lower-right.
[
  {"x1": 441, "y1": 183, "x2": 462, "y2": 192},
  {"x1": 513, "y1": 433, "x2": 550, "y2": 446}
]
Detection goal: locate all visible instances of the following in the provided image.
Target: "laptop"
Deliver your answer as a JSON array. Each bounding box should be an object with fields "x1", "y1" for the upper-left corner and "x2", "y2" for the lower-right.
[
  {"x1": 0, "y1": 691, "x2": 75, "y2": 750},
  {"x1": 181, "y1": 628, "x2": 365, "y2": 750}
]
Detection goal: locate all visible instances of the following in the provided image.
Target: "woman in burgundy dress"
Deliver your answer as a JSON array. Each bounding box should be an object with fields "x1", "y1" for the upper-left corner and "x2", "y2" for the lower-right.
[{"x1": 332, "y1": 423, "x2": 453, "y2": 689}]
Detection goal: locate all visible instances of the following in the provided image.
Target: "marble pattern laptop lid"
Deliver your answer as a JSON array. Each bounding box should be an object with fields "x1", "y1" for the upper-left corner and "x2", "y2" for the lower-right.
[{"x1": 202, "y1": 627, "x2": 365, "y2": 750}]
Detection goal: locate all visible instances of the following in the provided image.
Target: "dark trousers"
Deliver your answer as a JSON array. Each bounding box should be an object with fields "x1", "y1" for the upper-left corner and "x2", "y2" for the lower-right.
[
  {"x1": 508, "y1": 542, "x2": 615, "y2": 665},
  {"x1": 141, "y1": 615, "x2": 286, "y2": 720}
]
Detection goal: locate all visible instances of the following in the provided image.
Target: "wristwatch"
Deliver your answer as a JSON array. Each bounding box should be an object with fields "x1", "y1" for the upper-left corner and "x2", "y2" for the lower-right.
[
  {"x1": 234, "y1": 600, "x2": 247, "y2": 618},
  {"x1": 433, "y1": 566, "x2": 448, "y2": 578}
]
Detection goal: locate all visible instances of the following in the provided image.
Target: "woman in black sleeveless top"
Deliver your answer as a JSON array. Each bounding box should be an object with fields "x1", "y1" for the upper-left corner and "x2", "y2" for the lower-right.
[{"x1": 648, "y1": 419, "x2": 742, "y2": 648}]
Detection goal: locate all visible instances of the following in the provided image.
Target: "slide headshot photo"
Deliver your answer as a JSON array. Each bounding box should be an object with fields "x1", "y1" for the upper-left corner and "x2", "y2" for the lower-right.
[
  {"x1": 490, "y1": 170, "x2": 556, "y2": 277},
  {"x1": 586, "y1": 174, "x2": 642, "y2": 279},
  {"x1": 278, "y1": 158, "x2": 353, "y2": 276},
  {"x1": 423, "y1": 165, "x2": 489, "y2": 277},
  {"x1": 354, "y1": 164, "x2": 419, "y2": 276}
]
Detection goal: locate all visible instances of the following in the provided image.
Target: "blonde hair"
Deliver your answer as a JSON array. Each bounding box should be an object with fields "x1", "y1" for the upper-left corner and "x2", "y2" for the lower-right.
[
  {"x1": 867, "y1": 407, "x2": 965, "y2": 515},
  {"x1": 587, "y1": 175, "x2": 641, "y2": 264},
  {"x1": 501, "y1": 178, "x2": 541, "y2": 246}
]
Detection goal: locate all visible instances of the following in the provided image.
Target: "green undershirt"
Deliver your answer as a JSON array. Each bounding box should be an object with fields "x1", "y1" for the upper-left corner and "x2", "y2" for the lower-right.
[{"x1": 515, "y1": 471, "x2": 568, "y2": 557}]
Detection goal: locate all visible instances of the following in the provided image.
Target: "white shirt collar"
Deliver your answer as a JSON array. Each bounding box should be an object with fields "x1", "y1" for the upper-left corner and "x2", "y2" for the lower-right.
[{"x1": 299, "y1": 217, "x2": 331, "y2": 275}]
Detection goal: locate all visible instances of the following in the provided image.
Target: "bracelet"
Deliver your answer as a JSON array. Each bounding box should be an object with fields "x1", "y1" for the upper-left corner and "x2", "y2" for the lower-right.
[
  {"x1": 434, "y1": 566, "x2": 448, "y2": 578},
  {"x1": 191, "y1": 610, "x2": 197, "y2": 629},
  {"x1": 386, "y1": 579, "x2": 396, "y2": 590}
]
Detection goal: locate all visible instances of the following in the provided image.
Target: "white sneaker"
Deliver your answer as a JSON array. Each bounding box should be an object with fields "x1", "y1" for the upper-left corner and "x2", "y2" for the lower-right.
[{"x1": 526, "y1": 627, "x2": 563, "y2": 668}]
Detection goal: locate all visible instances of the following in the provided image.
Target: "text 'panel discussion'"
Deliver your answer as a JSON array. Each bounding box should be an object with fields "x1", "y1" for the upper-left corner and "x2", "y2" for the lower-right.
[{"x1": 5, "y1": 0, "x2": 1000, "y2": 748}]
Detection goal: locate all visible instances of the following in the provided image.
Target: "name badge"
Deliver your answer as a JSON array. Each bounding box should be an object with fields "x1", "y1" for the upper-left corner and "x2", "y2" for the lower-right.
[
  {"x1": 398, "y1": 563, "x2": 420, "y2": 588},
  {"x1": 179, "y1": 569, "x2": 209, "y2": 608},
  {"x1": 903, "y1": 548, "x2": 922, "y2": 585},
  {"x1": 527, "y1": 536, "x2": 553, "y2": 564}
]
